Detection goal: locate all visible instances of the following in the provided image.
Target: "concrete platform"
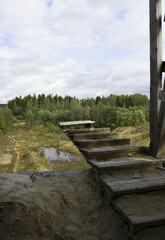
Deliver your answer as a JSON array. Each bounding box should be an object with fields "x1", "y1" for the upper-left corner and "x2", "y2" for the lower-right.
[
  {"x1": 71, "y1": 132, "x2": 119, "y2": 140},
  {"x1": 74, "y1": 138, "x2": 130, "y2": 149},
  {"x1": 81, "y1": 145, "x2": 146, "y2": 159}
]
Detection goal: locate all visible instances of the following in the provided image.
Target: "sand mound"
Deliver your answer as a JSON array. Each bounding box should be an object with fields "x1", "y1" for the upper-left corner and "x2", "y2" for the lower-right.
[{"x1": 0, "y1": 171, "x2": 127, "y2": 240}]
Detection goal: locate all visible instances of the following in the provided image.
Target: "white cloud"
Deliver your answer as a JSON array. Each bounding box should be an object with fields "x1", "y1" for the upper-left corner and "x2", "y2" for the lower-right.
[{"x1": 0, "y1": 0, "x2": 164, "y2": 103}]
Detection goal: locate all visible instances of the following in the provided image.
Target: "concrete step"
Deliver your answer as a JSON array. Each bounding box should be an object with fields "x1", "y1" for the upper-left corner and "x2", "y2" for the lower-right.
[
  {"x1": 67, "y1": 128, "x2": 110, "y2": 135},
  {"x1": 102, "y1": 174, "x2": 165, "y2": 198},
  {"x1": 71, "y1": 132, "x2": 119, "y2": 141},
  {"x1": 89, "y1": 158, "x2": 162, "y2": 176},
  {"x1": 81, "y1": 145, "x2": 147, "y2": 160},
  {"x1": 74, "y1": 138, "x2": 130, "y2": 149},
  {"x1": 114, "y1": 190, "x2": 165, "y2": 238}
]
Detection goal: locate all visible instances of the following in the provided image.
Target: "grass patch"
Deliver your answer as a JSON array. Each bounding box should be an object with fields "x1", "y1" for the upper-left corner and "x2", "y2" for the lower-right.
[
  {"x1": 0, "y1": 123, "x2": 90, "y2": 173},
  {"x1": 115, "y1": 123, "x2": 149, "y2": 146}
]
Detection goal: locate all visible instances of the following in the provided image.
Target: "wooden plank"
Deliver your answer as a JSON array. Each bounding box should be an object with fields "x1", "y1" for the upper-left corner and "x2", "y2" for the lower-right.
[
  {"x1": 90, "y1": 157, "x2": 162, "y2": 176},
  {"x1": 59, "y1": 120, "x2": 95, "y2": 130},
  {"x1": 59, "y1": 120, "x2": 95, "y2": 127},
  {"x1": 67, "y1": 128, "x2": 110, "y2": 134},
  {"x1": 81, "y1": 145, "x2": 146, "y2": 158},
  {"x1": 89, "y1": 158, "x2": 159, "y2": 169},
  {"x1": 71, "y1": 132, "x2": 119, "y2": 140},
  {"x1": 149, "y1": 0, "x2": 162, "y2": 156},
  {"x1": 105, "y1": 176, "x2": 165, "y2": 197},
  {"x1": 156, "y1": 110, "x2": 165, "y2": 158},
  {"x1": 74, "y1": 138, "x2": 130, "y2": 148},
  {"x1": 115, "y1": 193, "x2": 165, "y2": 236},
  {"x1": 128, "y1": 214, "x2": 165, "y2": 237},
  {"x1": 155, "y1": 79, "x2": 165, "y2": 157}
]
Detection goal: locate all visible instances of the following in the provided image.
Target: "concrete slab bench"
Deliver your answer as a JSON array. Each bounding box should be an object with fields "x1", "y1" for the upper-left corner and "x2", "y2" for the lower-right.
[{"x1": 59, "y1": 120, "x2": 95, "y2": 130}]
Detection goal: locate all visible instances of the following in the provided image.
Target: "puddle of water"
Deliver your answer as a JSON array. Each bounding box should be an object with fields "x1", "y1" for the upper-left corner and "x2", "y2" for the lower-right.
[
  {"x1": 6, "y1": 148, "x2": 13, "y2": 152},
  {"x1": 40, "y1": 147, "x2": 80, "y2": 166}
]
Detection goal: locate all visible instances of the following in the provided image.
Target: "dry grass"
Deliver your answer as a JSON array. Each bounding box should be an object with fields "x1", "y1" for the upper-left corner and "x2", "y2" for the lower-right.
[
  {"x1": 0, "y1": 154, "x2": 12, "y2": 164},
  {"x1": 115, "y1": 123, "x2": 150, "y2": 146},
  {"x1": 0, "y1": 123, "x2": 90, "y2": 173}
]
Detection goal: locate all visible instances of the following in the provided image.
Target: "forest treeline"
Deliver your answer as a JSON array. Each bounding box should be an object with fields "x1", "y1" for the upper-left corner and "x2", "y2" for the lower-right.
[{"x1": 0, "y1": 93, "x2": 149, "y2": 134}]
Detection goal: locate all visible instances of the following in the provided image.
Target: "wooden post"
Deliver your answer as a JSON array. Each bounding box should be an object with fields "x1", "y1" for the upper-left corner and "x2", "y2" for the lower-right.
[
  {"x1": 149, "y1": 0, "x2": 163, "y2": 157},
  {"x1": 156, "y1": 80, "x2": 165, "y2": 158}
]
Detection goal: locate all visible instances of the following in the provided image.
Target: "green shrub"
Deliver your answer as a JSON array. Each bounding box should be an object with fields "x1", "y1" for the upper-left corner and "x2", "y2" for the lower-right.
[
  {"x1": 0, "y1": 113, "x2": 5, "y2": 132},
  {"x1": 25, "y1": 110, "x2": 34, "y2": 128},
  {"x1": 3, "y1": 108, "x2": 14, "y2": 127},
  {"x1": 40, "y1": 147, "x2": 45, "y2": 157}
]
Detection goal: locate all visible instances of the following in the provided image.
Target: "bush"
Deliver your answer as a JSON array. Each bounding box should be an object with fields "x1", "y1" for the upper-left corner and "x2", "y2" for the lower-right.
[
  {"x1": 25, "y1": 110, "x2": 34, "y2": 128},
  {"x1": 40, "y1": 147, "x2": 45, "y2": 157},
  {"x1": 0, "y1": 112, "x2": 5, "y2": 132},
  {"x1": 0, "y1": 129, "x2": 4, "y2": 137},
  {"x1": 3, "y1": 108, "x2": 13, "y2": 127}
]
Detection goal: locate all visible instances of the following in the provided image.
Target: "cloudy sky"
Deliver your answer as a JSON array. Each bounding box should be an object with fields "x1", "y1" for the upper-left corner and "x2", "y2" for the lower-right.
[{"x1": 0, "y1": 0, "x2": 165, "y2": 103}]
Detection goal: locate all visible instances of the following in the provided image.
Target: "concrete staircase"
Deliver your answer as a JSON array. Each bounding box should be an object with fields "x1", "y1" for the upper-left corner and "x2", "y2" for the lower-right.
[{"x1": 59, "y1": 122, "x2": 165, "y2": 240}]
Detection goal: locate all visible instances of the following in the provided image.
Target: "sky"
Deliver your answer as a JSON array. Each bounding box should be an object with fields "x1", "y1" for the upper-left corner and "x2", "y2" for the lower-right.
[{"x1": 0, "y1": 0, "x2": 165, "y2": 103}]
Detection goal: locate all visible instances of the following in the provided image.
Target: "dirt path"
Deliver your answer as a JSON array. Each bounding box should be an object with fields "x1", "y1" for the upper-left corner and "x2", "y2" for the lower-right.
[
  {"x1": 13, "y1": 145, "x2": 20, "y2": 173},
  {"x1": 0, "y1": 170, "x2": 128, "y2": 240}
]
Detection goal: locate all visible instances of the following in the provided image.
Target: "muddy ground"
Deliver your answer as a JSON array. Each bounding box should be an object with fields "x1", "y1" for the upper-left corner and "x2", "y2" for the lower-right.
[{"x1": 0, "y1": 170, "x2": 128, "y2": 240}]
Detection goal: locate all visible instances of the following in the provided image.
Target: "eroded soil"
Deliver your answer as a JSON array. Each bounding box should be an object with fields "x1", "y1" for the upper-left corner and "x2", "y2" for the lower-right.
[{"x1": 0, "y1": 170, "x2": 128, "y2": 240}]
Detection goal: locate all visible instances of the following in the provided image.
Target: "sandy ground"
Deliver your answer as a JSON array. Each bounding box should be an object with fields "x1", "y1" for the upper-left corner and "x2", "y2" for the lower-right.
[{"x1": 0, "y1": 170, "x2": 128, "y2": 240}]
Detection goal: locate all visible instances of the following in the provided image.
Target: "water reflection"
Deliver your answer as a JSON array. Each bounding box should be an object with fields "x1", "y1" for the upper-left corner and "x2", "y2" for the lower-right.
[{"x1": 40, "y1": 147, "x2": 80, "y2": 166}]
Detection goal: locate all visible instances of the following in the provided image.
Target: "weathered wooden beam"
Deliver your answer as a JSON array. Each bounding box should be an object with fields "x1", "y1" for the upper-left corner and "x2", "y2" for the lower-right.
[
  {"x1": 155, "y1": 104, "x2": 165, "y2": 158},
  {"x1": 158, "y1": 90, "x2": 165, "y2": 102},
  {"x1": 149, "y1": 0, "x2": 162, "y2": 156},
  {"x1": 59, "y1": 120, "x2": 95, "y2": 127},
  {"x1": 155, "y1": 78, "x2": 165, "y2": 158},
  {"x1": 59, "y1": 120, "x2": 95, "y2": 130}
]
